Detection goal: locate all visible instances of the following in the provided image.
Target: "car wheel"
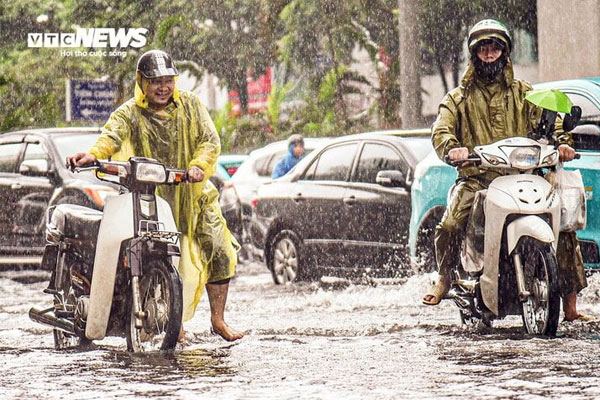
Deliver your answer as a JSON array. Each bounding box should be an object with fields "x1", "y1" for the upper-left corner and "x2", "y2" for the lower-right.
[{"x1": 270, "y1": 230, "x2": 306, "y2": 284}]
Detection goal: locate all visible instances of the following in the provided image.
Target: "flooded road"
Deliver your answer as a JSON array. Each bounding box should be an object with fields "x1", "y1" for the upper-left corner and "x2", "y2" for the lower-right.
[{"x1": 2, "y1": 263, "x2": 600, "y2": 399}]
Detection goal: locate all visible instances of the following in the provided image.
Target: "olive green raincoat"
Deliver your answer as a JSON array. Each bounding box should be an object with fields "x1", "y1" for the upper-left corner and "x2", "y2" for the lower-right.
[
  {"x1": 89, "y1": 76, "x2": 239, "y2": 321},
  {"x1": 431, "y1": 46, "x2": 586, "y2": 295}
]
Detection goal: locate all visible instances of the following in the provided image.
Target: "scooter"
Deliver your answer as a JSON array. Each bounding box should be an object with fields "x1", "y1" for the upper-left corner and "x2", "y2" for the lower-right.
[
  {"x1": 448, "y1": 108, "x2": 581, "y2": 336},
  {"x1": 29, "y1": 157, "x2": 186, "y2": 351}
]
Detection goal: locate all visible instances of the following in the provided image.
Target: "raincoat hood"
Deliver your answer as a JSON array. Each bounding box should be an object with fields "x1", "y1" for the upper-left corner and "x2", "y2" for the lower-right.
[{"x1": 271, "y1": 143, "x2": 304, "y2": 179}]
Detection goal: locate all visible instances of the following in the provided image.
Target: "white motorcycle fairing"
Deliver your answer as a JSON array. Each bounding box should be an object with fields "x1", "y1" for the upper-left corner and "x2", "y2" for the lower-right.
[
  {"x1": 85, "y1": 193, "x2": 178, "y2": 340},
  {"x1": 479, "y1": 174, "x2": 560, "y2": 315}
]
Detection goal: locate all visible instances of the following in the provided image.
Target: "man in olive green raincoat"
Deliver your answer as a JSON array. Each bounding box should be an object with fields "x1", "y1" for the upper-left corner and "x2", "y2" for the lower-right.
[
  {"x1": 67, "y1": 50, "x2": 243, "y2": 341},
  {"x1": 422, "y1": 20, "x2": 588, "y2": 322}
]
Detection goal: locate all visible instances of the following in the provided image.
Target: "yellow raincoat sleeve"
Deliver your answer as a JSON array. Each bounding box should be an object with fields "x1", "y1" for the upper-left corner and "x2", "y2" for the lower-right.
[
  {"x1": 431, "y1": 91, "x2": 462, "y2": 160},
  {"x1": 188, "y1": 97, "x2": 221, "y2": 183},
  {"x1": 89, "y1": 101, "x2": 134, "y2": 159}
]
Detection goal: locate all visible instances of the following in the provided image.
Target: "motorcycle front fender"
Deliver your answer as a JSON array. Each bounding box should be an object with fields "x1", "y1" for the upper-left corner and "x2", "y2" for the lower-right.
[
  {"x1": 86, "y1": 194, "x2": 179, "y2": 340},
  {"x1": 506, "y1": 215, "x2": 556, "y2": 254},
  {"x1": 86, "y1": 194, "x2": 134, "y2": 340}
]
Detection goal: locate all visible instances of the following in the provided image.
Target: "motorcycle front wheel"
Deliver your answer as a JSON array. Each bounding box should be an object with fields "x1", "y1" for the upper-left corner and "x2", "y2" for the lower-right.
[
  {"x1": 517, "y1": 238, "x2": 560, "y2": 336},
  {"x1": 126, "y1": 260, "x2": 183, "y2": 352}
]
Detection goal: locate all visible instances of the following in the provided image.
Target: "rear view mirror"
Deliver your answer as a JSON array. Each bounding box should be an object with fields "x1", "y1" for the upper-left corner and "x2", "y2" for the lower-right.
[
  {"x1": 19, "y1": 158, "x2": 49, "y2": 176},
  {"x1": 563, "y1": 105, "x2": 582, "y2": 132},
  {"x1": 376, "y1": 170, "x2": 405, "y2": 187}
]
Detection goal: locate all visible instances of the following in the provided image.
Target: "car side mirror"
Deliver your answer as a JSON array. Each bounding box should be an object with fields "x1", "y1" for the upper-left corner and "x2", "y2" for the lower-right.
[
  {"x1": 563, "y1": 105, "x2": 582, "y2": 132},
  {"x1": 376, "y1": 170, "x2": 405, "y2": 187},
  {"x1": 19, "y1": 159, "x2": 49, "y2": 176}
]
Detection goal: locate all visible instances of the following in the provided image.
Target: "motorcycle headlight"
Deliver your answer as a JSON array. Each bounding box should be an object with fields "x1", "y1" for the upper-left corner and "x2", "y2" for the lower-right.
[
  {"x1": 136, "y1": 163, "x2": 167, "y2": 183},
  {"x1": 505, "y1": 146, "x2": 540, "y2": 169}
]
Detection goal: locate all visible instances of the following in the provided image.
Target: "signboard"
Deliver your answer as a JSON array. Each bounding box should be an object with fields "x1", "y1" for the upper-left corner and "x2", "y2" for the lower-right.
[
  {"x1": 228, "y1": 67, "x2": 272, "y2": 114},
  {"x1": 66, "y1": 79, "x2": 117, "y2": 122}
]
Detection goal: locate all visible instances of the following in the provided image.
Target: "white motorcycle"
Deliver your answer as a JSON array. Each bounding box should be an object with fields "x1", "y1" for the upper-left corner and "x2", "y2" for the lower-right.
[
  {"x1": 30, "y1": 157, "x2": 186, "y2": 351},
  {"x1": 448, "y1": 109, "x2": 581, "y2": 336}
]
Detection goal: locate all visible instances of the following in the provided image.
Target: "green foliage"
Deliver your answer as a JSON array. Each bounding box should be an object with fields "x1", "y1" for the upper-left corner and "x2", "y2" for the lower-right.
[
  {"x1": 264, "y1": 82, "x2": 292, "y2": 136},
  {"x1": 211, "y1": 102, "x2": 236, "y2": 152},
  {"x1": 0, "y1": 0, "x2": 537, "y2": 143}
]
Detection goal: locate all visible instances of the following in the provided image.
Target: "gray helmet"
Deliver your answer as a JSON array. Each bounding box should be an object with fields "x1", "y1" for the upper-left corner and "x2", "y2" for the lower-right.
[
  {"x1": 136, "y1": 50, "x2": 179, "y2": 79},
  {"x1": 287, "y1": 134, "x2": 304, "y2": 147},
  {"x1": 468, "y1": 19, "x2": 512, "y2": 55}
]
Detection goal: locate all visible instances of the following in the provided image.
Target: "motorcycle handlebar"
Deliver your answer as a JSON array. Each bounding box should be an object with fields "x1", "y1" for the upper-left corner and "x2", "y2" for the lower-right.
[
  {"x1": 444, "y1": 154, "x2": 481, "y2": 167},
  {"x1": 444, "y1": 153, "x2": 580, "y2": 167},
  {"x1": 72, "y1": 159, "x2": 189, "y2": 184}
]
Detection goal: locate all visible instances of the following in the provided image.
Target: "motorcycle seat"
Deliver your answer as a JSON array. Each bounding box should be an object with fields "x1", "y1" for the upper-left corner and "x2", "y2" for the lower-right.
[{"x1": 49, "y1": 204, "x2": 103, "y2": 242}]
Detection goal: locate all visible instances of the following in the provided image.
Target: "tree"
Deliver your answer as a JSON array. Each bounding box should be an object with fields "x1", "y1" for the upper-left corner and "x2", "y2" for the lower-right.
[
  {"x1": 157, "y1": 0, "x2": 276, "y2": 114},
  {"x1": 0, "y1": 0, "x2": 104, "y2": 129}
]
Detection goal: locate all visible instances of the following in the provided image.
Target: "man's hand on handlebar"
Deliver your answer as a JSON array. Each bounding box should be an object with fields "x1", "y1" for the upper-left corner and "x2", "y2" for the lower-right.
[
  {"x1": 66, "y1": 152, "x2": 97, "y2": 171},
  {"x1": 448, "y1": 147, "x2": 470, "y2": 167},
  {"x1": 558, "y1": 144, "x2": 576, "y2": 162},
  {"x1": 186, "y1": 166, "x2": 205, "y2": 183}
]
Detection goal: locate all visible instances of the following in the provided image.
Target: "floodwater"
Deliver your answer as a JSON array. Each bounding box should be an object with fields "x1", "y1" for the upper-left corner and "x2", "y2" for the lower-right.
[{"x1": 2, "y1": 263, "x2": 600, "y2": 400}]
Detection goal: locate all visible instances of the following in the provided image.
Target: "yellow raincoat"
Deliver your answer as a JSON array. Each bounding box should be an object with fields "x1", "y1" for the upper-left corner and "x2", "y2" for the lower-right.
[{"x1": 89, "y1": 76, "x2": 238, "y2": 321}]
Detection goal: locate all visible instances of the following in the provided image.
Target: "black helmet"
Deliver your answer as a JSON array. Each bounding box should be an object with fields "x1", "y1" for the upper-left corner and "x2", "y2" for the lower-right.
[
  {"x1": 136, "y1": 50, "x2": 179, "y2": 79},
  {"x1": 468, "y1": 19, "x2": 512, "y2": 55}
]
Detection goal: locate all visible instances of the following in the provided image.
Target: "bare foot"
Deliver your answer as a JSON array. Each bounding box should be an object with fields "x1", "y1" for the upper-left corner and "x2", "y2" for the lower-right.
[
  {"x1": 211, "y1": 320, "x2": 244, "y2": 342},
  {"x1": 564, "y1": 313, "x2": 594, "y2": 322}
]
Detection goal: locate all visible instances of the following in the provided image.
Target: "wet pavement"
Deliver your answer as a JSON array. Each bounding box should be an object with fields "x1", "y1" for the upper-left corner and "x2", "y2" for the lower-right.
[{"x1": 2, "y1": 263, "x2": 600, "y2": 399}]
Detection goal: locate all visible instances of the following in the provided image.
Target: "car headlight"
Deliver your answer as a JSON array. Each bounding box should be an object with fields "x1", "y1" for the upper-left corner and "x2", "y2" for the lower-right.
[
  {"x1": 504, "y1": 146, "x2": 540, "y2": 169},
  {"x1": 136, "y1": 163, "x2": 166, "y2": 183}
]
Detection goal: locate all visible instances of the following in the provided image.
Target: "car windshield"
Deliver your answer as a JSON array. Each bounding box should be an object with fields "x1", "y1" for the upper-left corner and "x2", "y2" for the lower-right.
[{"x1": 53, "y1": 133, "x2": 101, "y2": 161}]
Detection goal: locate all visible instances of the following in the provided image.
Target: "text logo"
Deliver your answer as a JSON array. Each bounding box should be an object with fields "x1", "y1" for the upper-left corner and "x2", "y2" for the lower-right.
[{"x1": 27, "y1": 28, "x2": 148, "y2": 48}]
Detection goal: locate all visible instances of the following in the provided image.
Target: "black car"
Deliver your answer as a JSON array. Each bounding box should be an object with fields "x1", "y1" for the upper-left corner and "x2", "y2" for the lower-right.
[
  {"x1": 0, "y1": 128, "x2": 118, "y2": 264},
  {"x1": 219, "y1": 138, "x2": 329, "y2": 261},
  {"x1": 250, "y1": 129, "x2": 433, "y2": 283}
]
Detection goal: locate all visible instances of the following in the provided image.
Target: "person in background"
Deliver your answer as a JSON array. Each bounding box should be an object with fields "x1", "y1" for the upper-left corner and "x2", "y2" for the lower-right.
[
  {"x1": 272, "y1": 134, "x2": 305, "y2": 179},
  {"x1": 66, "y1": 49, "x2": 244, "y2": 342},
  {"x1": 421, "y1": 19, "x2": 588, "y2": 322}
]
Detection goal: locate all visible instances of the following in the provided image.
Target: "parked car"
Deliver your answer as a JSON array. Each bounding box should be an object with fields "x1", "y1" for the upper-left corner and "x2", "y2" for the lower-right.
[
  {"x1": 219, "y1": 138, "x2": 329, "y2": 261},
  {"x1": 210, "y1": 154, "x2": 248, "y2": 193},
  {"x1": 250, "y1": 129, "x2": 432, "y2": 283},
  {"x1": 0, "y1": 127, "x2": 118, "y2": 264},
  {"x1": 409, "y1": 77, "x2": 600, "y2": 272}
]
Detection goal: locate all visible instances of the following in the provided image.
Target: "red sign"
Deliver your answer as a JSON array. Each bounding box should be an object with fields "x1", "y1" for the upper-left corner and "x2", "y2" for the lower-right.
[{"x1": 228, "y1": 67, "x2": 272, "y2": 114}]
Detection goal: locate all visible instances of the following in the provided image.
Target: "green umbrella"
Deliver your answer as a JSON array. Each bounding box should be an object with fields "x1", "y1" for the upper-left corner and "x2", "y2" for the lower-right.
[{"x1": 525, "y1": 88, "x2": 573, "y2": 113}]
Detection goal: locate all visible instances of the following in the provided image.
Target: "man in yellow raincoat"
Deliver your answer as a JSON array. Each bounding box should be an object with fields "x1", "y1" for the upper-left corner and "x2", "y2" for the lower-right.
[
  {"x1": 422, "y1": 20, "x2": 588, "y2": 322},
  {"x1": 67, "y1": 50, "x2": 243, "y2": 341}
]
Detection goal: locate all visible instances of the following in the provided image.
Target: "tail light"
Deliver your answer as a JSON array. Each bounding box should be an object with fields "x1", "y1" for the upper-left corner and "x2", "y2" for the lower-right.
[
  {"x1": 226, "y1": 167, "x2": 238, "y2": 176},
  {"x1": 251, "y1": 197, "x2": 259, "y2": 209}
]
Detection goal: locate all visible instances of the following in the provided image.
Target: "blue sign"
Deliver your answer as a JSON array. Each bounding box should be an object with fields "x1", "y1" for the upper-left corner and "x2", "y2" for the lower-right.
[{"x1": 66, "y1": 80, "x2": 117, "y2": 122}]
